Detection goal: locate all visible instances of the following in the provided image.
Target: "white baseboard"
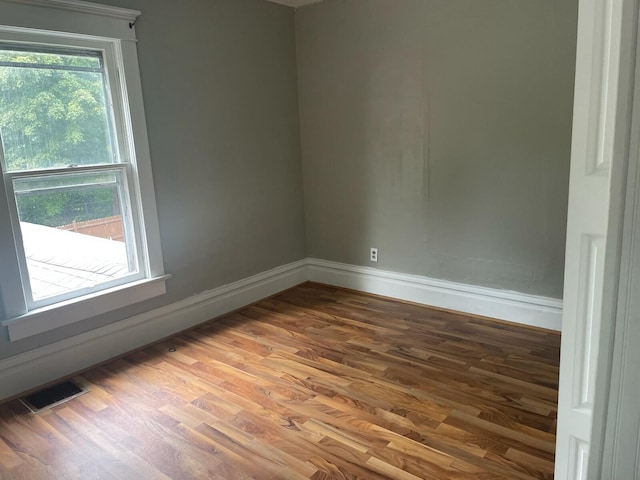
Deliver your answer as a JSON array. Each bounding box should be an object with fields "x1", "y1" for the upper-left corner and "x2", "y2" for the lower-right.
[
  {"x1": 0, "y1": 259, "x2": 308, "y2": 402},
  {"x1": 0, "y1": 257, "x2": 563, "y2": 403},
  {"x1": 307, "y1": 258, "x2": 563, "y2": 331}
]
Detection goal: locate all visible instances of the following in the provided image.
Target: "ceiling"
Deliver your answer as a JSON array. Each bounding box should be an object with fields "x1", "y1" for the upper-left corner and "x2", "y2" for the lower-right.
[{"x1": 266, "y1": 0, "x2": 322, "y2": 8}]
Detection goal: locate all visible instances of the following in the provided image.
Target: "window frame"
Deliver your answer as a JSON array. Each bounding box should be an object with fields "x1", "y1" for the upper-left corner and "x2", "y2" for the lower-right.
[{"x1": 0, "y1": 1, "x2": 167, "y2": 342}]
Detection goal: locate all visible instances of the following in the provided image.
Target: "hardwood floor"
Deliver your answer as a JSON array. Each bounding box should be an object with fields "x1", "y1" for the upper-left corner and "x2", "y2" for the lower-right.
[{"x1": 0, "y1": 283, "x2": 560, "y2": 480}]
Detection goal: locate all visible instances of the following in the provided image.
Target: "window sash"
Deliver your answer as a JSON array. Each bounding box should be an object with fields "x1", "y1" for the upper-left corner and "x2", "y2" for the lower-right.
[
  {"x1": 0, "y1": 37, "x2": 145, "y2": 311},
  {"x1": 3, "y1": 164, "x2": 146, "y2": 310}
]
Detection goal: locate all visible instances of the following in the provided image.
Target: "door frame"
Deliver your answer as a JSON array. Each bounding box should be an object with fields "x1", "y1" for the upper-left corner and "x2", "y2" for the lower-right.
[
  {"x1": 560, "y1": 0, "x2": 640, "y2": 477},
  {"x1": 586, "y1": 0, "x2": 640, "y2": 476}
]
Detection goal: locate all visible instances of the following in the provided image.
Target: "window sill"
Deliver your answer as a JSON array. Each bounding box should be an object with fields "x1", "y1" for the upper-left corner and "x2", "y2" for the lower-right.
[{"x1": 2, "y1": 275, "x2": 170, "y2": 342}]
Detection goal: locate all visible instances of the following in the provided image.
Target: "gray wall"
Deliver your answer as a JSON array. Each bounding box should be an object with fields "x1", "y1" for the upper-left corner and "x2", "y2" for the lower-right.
[
  {"x1": 296, "y1": 0, "x2": 577, "y2": 298},
  {"x1": 0, "y1": 0, "x2": 306, "y2": 359},
  {"x1": 0, "y1": 0, "x2": 578, "y2": 361}
]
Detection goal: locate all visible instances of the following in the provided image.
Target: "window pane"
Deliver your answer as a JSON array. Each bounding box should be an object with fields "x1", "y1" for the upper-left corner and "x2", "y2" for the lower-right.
[
  {"x1": 0, "y1": 48, "x2": 116, "y2": 172},
  {"x1": 13, "y1": 170, "x2": 138, "y2": 301}
]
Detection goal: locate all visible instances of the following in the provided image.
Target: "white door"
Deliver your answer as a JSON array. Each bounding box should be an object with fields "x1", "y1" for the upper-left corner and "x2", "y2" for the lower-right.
[{"x1": 554, "y1": 0, "x2": 631, "y2": 477}]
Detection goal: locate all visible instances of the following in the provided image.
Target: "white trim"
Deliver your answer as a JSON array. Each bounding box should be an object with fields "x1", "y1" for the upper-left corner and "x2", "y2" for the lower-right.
[
  {"x1": 0, "y1": 258, "x2": 565, "y2": 402},
  {"x1": 0, "y1": 259, "x2": 308, "y2": 402},
  {"x1": 0, "y1": 0, "x2": 140, "y2": 21},
  {"x1": 0, "y1": 1, "x2": 139, "y2": 41},
  {"x1": 2, "y1": 276, "x2": 170, "y2": 342},
  {"x1": 591, "y1": 0, "x2": 640, "y2": 474},
  {"x1": 307, "y1": 258, "x2": 563, "y2": 331}
]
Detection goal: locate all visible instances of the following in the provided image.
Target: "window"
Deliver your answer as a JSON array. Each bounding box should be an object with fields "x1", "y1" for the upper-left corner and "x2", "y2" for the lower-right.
[
  {"x1": 0, "y1": 2, "x2": 166, "y2": 342},
  {"x1": 1, "y1": 44, "x2": 141, "y2": 305}
]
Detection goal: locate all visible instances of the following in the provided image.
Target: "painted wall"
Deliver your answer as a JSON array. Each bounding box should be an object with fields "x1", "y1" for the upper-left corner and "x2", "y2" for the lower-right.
[
  {"x1": 296, "y1": 0, "x2": 577, "y2": 298},
  {"x1": 0, "y1": 0, "x2": 578, "y2": 362},
  {"x1": 0, "y1": 0, "x2": 306, "y2": 359}
]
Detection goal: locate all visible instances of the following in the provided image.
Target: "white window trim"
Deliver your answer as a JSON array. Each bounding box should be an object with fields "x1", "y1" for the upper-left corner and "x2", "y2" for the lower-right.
[
  {"x1": 0, "y1": 0, "x2": 167, "y2": 342},
  {"x1": 4, "y1": 276, "x2": 170, "y2": 342}
]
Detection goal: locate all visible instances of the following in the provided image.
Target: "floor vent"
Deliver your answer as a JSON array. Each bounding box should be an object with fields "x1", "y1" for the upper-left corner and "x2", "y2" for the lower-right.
[{"x1": 20, "y1": 380, "x2": 87, "y2": 413}]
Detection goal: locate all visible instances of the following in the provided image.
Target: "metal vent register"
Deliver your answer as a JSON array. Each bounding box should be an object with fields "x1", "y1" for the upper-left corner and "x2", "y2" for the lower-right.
[{"x1": 20, "y1": 380, "x2": 87, "y2": 413}]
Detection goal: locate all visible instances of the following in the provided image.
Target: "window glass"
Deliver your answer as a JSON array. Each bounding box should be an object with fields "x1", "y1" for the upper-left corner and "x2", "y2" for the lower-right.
[
  {"x1": 0, "y1": 47, "x2": 116, "y2": 172},
  {"x1": 13, "y1": 170, "x2": 138, "y2": 301}
]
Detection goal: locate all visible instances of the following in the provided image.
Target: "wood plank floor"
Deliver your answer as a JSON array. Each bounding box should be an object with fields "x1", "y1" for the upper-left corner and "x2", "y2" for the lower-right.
[{"x1": 0, "y1": 282, "x2": 560, "y2": 480}]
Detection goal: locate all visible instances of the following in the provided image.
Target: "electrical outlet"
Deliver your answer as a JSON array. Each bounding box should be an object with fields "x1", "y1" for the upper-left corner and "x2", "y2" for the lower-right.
[{"x1": 370, "y1": 248, "x2": 378, "y2": 262}]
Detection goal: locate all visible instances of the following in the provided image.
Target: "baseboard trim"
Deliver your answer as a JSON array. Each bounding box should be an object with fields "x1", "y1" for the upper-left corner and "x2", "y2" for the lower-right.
[
  {"x1": 0, "y1": 257, "x2": 563, "y2": 403},
  {"x1": 307, "y1": 258, "x2": 563, "y2": 331},
  {"x1": 0, "y1": 259, "x2": 308, "y2": 402}
]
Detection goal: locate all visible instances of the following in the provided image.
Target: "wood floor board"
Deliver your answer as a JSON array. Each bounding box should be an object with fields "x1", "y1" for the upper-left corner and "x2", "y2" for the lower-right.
[{"x1": 0, "y1": 282, "x2": 559, "y2": 479}]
